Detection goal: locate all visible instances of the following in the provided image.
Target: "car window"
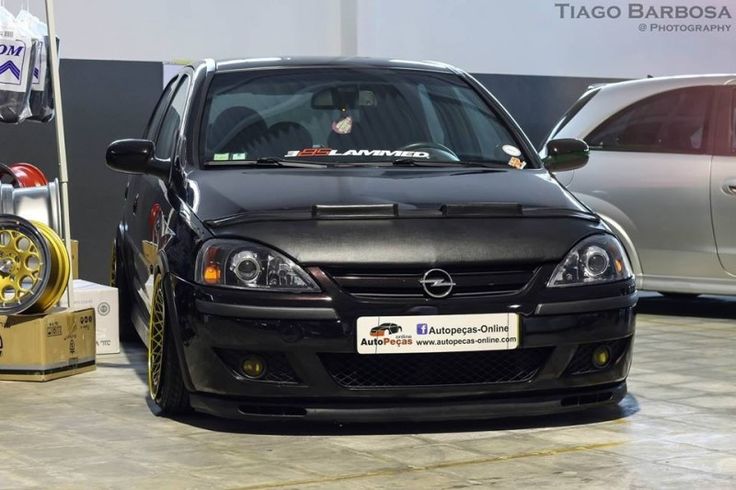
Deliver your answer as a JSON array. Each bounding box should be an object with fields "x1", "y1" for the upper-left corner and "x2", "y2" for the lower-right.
[
  {"x1": 731, "y1": 89, "x2": 736, "y2": 153},
  {"x1": 547, "y1": 87, "x2": 600, "y2": 143},
  {"x1": 200, "y1": 68, "x2": 526, "y2": 166},
  {"x1": 155, "y1": 76, "x2": 191, "y2": 159},
  {"x1": 144, "y1": 76, "x2": 179, "y2": 140},
  {"x1": 586, "y1": 87, "x2": 713, "y2": 154}
]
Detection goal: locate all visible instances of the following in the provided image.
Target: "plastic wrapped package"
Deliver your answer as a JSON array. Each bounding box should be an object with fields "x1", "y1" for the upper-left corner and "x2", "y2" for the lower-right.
[
  {"x1": 16, "y1": 9, "x2": 54, "y2": 122},
  {"x1": 0, "y1": 6, "x2": 38, "y2": 123}
]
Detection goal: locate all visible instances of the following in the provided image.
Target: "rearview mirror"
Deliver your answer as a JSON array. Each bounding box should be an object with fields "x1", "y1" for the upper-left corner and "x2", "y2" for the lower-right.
[
  {"x1": 106, "y1": 139, "x2": 170, "y2": 180},
  {"x1": 542, "y1": 138, "x2": 589, "y2": 172}
]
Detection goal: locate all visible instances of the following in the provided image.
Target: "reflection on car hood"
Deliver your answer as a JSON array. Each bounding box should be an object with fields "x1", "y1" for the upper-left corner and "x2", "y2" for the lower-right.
[{"x1": 187, "y1": 167, "x2": 590, "y2": 222}]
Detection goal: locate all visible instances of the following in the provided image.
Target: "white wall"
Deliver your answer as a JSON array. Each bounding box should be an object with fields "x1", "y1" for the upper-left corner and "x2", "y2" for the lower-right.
[
  {"x1": 7, "y1": 0, "x2": 736, "y2": 78},
  {"x1": 357, "y1": 0, "x2": 736, "y2": 78},
  {"x1": 7, "y1": 0, "x2": 344, "y2": 62}
]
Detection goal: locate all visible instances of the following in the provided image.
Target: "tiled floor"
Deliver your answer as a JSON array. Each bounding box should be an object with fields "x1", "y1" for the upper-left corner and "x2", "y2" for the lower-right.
[{"x1": 1, "y1": 294, "x2": 735, "y2": 489}]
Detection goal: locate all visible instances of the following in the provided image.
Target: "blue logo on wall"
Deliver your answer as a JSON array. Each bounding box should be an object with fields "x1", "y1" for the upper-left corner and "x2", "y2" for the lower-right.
[{"x1": 417, "y1": 323, "x2": 429, "y2": 335}]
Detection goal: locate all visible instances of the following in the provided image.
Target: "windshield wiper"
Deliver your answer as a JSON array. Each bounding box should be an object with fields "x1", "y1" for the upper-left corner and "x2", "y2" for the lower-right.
[
  {"x1": 390, "y1": 158, "x2": 509, "y2": 168},
  {"x1": 207, "y1": 157, "x2": 327, "y2": 167},
  {"x1": 255, "y1": 157, "x2": 329, "y2": 167}
]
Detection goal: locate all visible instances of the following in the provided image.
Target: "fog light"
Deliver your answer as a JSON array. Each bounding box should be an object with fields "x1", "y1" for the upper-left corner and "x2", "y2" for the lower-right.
[
  {"x1": 592, "y1": 345, "x2": 611, "y2": 369},
  {"x1": 242, "y1": 356, "x2": 266, "y2": 379}
]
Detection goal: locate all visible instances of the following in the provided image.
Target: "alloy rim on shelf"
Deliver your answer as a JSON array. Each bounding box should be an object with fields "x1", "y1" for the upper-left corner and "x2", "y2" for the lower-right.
[
  {"x1": 148, "y1": 275, "x2": 166, "y2": 400},
  {"x1": 0, "y1": 215, "x2": 51, "y2": 315},
  {"x1": 27, "y1": 220, "x2": 70, "y2": 313}
]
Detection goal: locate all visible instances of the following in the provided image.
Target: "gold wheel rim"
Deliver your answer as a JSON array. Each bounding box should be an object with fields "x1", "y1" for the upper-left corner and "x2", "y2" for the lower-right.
[
  {"x1": 0, "y1": 227, "x2": 45, "y2": 311},
  {"x1": 148, "y1": 275, "x2": 165, "y2": 400},
  {"x1": 28, "y1": 221, "x2": 70, "y2": 313}
]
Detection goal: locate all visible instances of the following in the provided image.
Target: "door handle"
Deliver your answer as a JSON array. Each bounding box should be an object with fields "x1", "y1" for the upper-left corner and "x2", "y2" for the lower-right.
[
  {"x1": 132, "y1": 193, "x2": 140, "y2": 213},
  {"x1": 722, "y1": 180, "x2": 736, "y2": 196}
]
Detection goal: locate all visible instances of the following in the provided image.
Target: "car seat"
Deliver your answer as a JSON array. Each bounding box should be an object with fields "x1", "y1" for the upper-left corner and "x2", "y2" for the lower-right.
[
  {"x1": 208, "y1": 107, "x2": 267, "y2": 155},
  {"x1": 255, "y1": 121, "x2": 313, "y2": 157}
]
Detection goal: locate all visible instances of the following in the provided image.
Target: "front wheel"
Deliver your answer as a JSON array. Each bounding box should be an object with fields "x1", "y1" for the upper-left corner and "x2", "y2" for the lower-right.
[{"x1": 148, "y1": 274, "x2": 190, "y2": 415}]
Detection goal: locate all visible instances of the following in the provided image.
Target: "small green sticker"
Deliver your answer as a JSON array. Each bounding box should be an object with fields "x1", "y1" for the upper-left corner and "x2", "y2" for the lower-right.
[
  {"x1": 232, "y1": 152, "x2": 247, "y2": 160},
  {"x1": 213, "y1": 153, "x2": 230, "y2": 161}
]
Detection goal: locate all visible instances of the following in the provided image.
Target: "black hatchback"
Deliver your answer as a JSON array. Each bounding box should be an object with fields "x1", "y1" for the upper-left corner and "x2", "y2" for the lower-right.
[{"x1": 107, "y1": 57, "x2": 637, "y2": 422}]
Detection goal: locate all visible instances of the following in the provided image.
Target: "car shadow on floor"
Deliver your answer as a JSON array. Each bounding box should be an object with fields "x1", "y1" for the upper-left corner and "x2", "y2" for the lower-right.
[
  {"x1": 635, "y1": 293, "x2": 736, "y2": 320},
  {"x1": 161, "y1": 394, "x2": 640, "y2": 436}
]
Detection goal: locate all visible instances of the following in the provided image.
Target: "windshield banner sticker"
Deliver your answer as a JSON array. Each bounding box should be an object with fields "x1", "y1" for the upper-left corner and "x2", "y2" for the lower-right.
[{"x1": 285, "y1": 148, "x2": 431, "y2": 159}]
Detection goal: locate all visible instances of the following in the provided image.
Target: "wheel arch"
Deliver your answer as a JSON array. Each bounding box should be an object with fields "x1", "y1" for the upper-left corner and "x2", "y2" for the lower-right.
[{"x1": 153, "y1": 251, "x2": 196, "y2": 392}]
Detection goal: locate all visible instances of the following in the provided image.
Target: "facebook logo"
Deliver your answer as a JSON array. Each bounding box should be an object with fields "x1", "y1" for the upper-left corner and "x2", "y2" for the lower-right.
[{"x1": 417, "y1": 323, "x2": 429, "y2": 335}]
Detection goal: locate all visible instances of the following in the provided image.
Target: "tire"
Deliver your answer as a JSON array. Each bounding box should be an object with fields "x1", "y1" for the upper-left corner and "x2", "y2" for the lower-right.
[
  {"x1": 111, "y1": 240, "x2": 138, "y2": 342},
  {"x1": 148, "y1": 274, "x2": 190, "y2": 415},
  {"x1": 659, "y1": 292, "x2": 700, "y2": 300}
]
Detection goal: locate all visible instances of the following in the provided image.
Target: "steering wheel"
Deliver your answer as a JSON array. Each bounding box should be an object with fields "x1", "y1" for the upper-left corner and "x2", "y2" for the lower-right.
[{"x1": 398, "y1": 142, "x2": 460, "y2": 161}]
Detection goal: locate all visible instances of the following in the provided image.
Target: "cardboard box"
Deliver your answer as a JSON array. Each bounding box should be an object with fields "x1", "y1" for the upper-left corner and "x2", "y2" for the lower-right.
[
  {"x1": 0, "y1": 308, "x2": 96, "y2": 382},
  {"x1": 72, "y1": 279, "x2": 119, "y2": 355}
]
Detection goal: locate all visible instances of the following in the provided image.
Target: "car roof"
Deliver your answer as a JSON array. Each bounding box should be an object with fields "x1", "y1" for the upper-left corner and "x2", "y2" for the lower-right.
[
  {"x1": 195, "y1": 56, "x2": 460, "y2": 74},
  {"x1": 550, "y1": 74, "x2": 736, "y2": 141},
  {"x1": 596, "y1": 74, "x2": 736, "y2": 93}
]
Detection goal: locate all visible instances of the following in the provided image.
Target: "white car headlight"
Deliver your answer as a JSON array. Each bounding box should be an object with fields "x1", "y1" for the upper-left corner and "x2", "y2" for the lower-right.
[
  {"x1": 548, "y1": 234, "x2": 633, "y2": 288},
  {"x1": 195, "y1": 239, "x2": 320, "y2": 292}
]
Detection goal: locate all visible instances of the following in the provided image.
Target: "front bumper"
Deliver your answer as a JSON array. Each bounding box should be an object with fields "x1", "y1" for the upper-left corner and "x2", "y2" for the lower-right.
[{"x1": 165, "y1": 268, "x2": 636, "y2": 421}]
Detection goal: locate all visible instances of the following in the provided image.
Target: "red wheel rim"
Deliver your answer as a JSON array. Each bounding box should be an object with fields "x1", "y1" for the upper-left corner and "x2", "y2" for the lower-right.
[{"x1": 10, "y1": 163, "x2": 48, "y2": 187}]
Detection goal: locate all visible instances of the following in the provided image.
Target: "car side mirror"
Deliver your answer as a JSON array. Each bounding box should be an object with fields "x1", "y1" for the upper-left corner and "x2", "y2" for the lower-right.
[
  {"x1": 106, "y1": 139, "x2": 171, "y2": 180},
  {"x1": 542, "y1": 138, "x2": 589, "y2": 172}
]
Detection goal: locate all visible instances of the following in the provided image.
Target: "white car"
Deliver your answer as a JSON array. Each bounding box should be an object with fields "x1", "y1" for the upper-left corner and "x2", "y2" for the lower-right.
[{"x1": 546, "y1": 74, "x2": 736, "y2": 297}]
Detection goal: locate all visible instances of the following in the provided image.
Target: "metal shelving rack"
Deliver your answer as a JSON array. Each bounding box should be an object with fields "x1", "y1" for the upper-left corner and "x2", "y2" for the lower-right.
[{"x1": 43, "y1": 0, "x2": 73, "y2": 305}]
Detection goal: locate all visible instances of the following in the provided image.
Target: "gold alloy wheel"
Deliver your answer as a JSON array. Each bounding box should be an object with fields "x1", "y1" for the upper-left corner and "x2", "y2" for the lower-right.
[
  {"x1": 28, "y1": 220, "x2": 70, "y2": 313},
  {"x1": 0, "y1": 216, "x2": 51, "y2": 314},
  {"x1": 148, "y1": 275, "x2": 166, "y2": 400}
]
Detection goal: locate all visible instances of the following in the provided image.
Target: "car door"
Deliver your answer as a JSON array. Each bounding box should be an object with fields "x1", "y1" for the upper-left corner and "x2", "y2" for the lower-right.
[
  {"x1": 131, "y1": 74, "x2": 191, "y2": 312},
  {"x1": 121, "y1": 76, "x2": 177, "y2": 303},
  {"x1": 710, "y1": 85, "x2": 736, "y2": 275},
  {"x1": 568, "y1": 86, "x2": 717, "y2": 282}
]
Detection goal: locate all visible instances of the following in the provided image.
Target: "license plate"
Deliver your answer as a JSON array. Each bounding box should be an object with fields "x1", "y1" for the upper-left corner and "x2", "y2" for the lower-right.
[{"x1": 356, "y1": 313, "x2": 519, "y2": 355}]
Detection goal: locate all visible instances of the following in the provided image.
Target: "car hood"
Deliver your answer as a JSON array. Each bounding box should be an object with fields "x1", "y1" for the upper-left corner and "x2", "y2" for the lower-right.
[
  {"x1": 183, "y1": 167, "x2": 603, "y2": 267},
  {"x1": 187, "y1": 166, "x2": 588, "y2": 220}
]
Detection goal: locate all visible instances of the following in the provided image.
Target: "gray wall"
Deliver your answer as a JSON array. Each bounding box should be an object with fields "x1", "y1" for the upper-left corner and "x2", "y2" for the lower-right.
[
  {"x1": 0, "y1": 59, "x2": 162, "y2": 284},
  {"x1": 473, "y1": 73, "x2": 625, "y2": 147}
]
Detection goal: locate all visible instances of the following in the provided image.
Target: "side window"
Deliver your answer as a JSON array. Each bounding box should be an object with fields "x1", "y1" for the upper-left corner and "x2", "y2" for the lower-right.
[
  {"x1": 731, "y1": 89, "x2": 736, "y2": 154},
  {"x1": 144, "y1": 76, "x2": 179, "y2": 140},
  {"x1": 155, "y1": 76, "x2": 191, "y2": 160},
  {"x1": 586, "y1": 87, "x2": 713, "y2": 154}
]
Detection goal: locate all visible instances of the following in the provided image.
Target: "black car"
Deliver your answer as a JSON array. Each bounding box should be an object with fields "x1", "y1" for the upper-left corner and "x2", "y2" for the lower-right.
[{"x1": 107, "y1": 57, "x2": 637, "y2": 422}]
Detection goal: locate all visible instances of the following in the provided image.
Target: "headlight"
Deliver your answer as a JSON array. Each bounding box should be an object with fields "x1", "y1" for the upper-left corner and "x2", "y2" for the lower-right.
[
  {"x1": 547, "y1": 234, "x2": 633, "y2": 288},
  {"x1": 195, "y1": 239, "x2": 320, "y2": 292}
]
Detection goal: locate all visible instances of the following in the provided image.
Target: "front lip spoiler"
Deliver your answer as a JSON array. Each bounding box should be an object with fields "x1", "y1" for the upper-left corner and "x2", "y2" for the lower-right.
[
  {"x1": 189, "y1": 382, "x2": 627, "y2": 423},
  {"x1": 534, "y1": 292, "x2": 638, "y2": 316}
]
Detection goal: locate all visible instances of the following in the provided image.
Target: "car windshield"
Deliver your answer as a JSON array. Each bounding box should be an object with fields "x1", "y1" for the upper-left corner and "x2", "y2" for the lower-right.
[{"x1": 200, "y1": 67, "x2": 528, "y2": 167}]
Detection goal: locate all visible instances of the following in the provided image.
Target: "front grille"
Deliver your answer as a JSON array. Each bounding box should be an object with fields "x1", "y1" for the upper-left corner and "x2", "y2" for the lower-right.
[
  {"x1": 216, "y1": 349, "x2": 301, "y2": 384},
  {"x1": 320, "y1": 348, "x2": 552, "y2": 388},
  {"x1": 326, "y1": 266, "x2": 537, "y2": 298},
  {"x1": 565, "y1": 338, "x2": 631, "y2": 376}
]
